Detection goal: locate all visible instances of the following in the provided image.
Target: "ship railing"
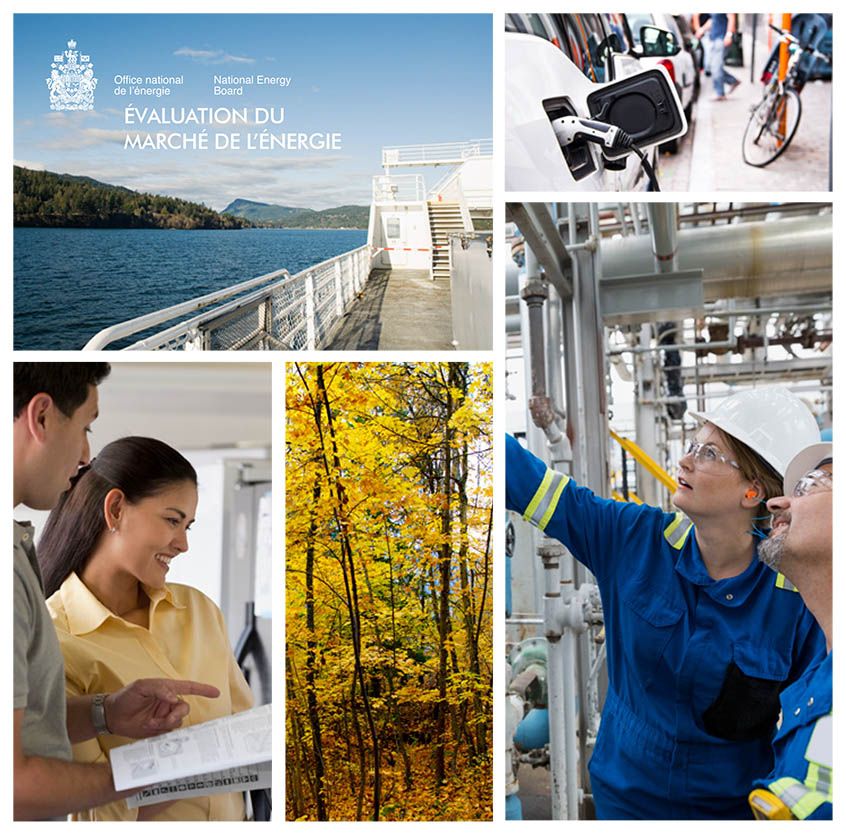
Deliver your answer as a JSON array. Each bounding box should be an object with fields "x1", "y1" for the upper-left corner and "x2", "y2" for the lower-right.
[
  {"x1": 428, "y1": 167, "x2": 493, "y2": 212},
  {"x1": 372, "y1": 174, "x2": 426, "y2": 203},
  {"x1": 381, "y1": 139, "x2": 493, "y2": 168},
  {"x1": 428, "y1": 166, "x2": 460, "y2": 201},
  {"x1": 83, "y1": 244, "x2": 372, "y2": 351}
]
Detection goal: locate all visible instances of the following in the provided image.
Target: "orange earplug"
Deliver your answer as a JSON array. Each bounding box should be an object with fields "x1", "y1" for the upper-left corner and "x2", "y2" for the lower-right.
[{"x1": 745, "y1": 489, "x2": 758, "y2": 499}]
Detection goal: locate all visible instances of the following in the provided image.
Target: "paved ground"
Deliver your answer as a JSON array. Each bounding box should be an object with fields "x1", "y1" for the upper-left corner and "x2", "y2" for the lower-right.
[
  {"x1": 322, "y1": 269, "x2": 455, "y2": 350},
  {"x1": 656, "y1": 31, "x2": 832, "y2": 192},
  {"x1": 514, "y1": 764, "x2": 552, "y2": 820}
]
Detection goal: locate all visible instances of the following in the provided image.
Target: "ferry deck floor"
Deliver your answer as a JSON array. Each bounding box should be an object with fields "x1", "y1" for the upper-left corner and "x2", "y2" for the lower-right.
[{"x1": 322, "y1": 268, "x2": 454, "y2": 350}]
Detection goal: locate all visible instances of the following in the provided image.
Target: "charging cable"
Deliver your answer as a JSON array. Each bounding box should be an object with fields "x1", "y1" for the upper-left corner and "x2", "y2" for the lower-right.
[{"x1": 551, "y1": 115, "x2": 661, "y2": 192}]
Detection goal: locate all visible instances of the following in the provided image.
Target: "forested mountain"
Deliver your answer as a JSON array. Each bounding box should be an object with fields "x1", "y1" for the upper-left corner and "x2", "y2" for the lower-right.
[
  {"x1": 13, "y1": 166, "x2": 251, "y2": 229},
  {"x1": 222, "y1": 198, "x2": 369, "y2": 229},
  {"x1": 220, "y1": 198, "x2": 305, "y2": 223}
]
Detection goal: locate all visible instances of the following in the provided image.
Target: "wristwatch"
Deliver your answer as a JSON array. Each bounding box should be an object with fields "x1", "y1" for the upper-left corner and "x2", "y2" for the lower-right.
[{"x1": 91, "y1": 693, "x2": 110, "y2": 735}]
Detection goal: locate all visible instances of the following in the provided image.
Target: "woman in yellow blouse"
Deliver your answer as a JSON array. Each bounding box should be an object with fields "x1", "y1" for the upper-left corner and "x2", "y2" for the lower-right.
[{"x1": 37, "y1": 436, "x2": 254, "y2": 821}]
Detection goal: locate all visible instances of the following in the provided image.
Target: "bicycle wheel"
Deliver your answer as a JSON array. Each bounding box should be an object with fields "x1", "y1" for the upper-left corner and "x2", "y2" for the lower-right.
[{"x1": 742, "y1": 87, "x2": 802, "y2": 167}]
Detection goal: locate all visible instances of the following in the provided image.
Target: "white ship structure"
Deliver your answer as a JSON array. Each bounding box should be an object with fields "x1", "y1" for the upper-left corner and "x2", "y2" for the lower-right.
[{"x1": 83, "y1": 139, "x2": 492, "y2": 351}]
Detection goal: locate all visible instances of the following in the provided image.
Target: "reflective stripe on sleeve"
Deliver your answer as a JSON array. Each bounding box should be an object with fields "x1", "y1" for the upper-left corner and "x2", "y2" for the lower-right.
[
  {"x1": 523, "y1": 468, "x2": 569, "y2": 532},
  {"x1": 663, "y1": 512, "x2": 693, "y2": 549},
  {"x1": 805, "y1": 762, "x2": 832, "y2": 799},
  {"x1": 768, "y1": 777, "x2": 829, "y2": 820},
  {"x1": 775, "y1": 572, "x2": 799, "y2": 592}
]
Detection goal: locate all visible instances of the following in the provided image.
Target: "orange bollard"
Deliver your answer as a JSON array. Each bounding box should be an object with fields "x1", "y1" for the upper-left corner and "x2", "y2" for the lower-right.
[
  {"x1": 778, "y1": 13, "x2": 792, "y2": 81},
  {"x1": 777, "y1": 14, "x2": 792, "y2": 145}
]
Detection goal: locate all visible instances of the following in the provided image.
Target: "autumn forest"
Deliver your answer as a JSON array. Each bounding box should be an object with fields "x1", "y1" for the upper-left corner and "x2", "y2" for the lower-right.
[{"x1": 286, "y1": 362, "x2": 493, "y2": 821}]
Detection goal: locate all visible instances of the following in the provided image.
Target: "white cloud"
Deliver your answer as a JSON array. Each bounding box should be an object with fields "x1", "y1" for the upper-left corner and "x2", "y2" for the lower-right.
[
  {"x1": 173, "y1": 47, "x2": 255, "y2": 65},
  {"x1": 38, "y1": 128, "x2": 128, "y2": 150},
  {"x1": 43, "y1": 109, "x2": 109, "y2": 124},
  {"x1": 213, "y1": 155, "x2": 352, "y2": 171}
]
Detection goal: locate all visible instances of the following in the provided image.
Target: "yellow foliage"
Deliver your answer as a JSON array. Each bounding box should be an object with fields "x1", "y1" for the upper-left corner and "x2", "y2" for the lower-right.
[{"x1": 286, "y1": 363, "x2": 492, "y2": 822}]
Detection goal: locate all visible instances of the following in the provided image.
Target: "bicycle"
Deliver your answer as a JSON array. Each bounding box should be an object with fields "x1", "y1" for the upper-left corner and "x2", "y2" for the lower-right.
[{"x1": 741, "y1": 23, "x2": 832, "y2": 167}]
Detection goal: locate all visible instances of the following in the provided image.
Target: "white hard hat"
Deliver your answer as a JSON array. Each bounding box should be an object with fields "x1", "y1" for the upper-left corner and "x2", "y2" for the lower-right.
[
  {"x1": 688, "y1": 387, "x2": 821, "y2": 476},
  {"x1": 782, "y1": 441, "x2": 832, "y2": 495}
]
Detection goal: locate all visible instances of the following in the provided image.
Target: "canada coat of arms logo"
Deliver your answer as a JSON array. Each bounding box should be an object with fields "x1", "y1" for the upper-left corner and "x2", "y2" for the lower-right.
[{"x1": 46, "y1": 39, "x2": 98, "y2": 111}]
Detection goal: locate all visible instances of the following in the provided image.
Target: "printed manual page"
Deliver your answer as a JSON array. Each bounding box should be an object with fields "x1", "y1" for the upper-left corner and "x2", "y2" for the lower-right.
[
  {"x1": 110, "y1": 704, "x2": 271, "y2": 792},
  {"x1": 126, "y1": 761, "x2": 271, "y2": 809}
]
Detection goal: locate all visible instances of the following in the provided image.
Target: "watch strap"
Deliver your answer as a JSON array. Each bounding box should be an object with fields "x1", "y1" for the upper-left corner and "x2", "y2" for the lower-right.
[{"x1": 91, "y1": 693, "x2": 110, "y2": 735}]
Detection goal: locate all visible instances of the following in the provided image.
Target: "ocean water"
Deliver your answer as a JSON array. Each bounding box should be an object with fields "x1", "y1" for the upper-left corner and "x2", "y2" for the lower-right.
[{"x1": 13, "y1": 227, "x2": 367, "y2": 350}]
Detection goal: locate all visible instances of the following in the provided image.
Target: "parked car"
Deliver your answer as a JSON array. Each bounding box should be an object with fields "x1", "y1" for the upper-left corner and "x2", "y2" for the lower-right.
[
  {"x1": 673, "y1": 14, "x2": 705, "y2": 84},
  {"x1": 618, "y1": 13, "x2": 698, "y2": 153},
  {"x1": 505, "y1": 13, "x2": 687, "y2": 190}
]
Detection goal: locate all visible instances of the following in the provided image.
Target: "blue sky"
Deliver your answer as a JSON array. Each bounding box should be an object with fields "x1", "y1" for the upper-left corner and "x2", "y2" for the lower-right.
[{"x1": 14, "y1": 14, "x2": 492, "y2": 210}]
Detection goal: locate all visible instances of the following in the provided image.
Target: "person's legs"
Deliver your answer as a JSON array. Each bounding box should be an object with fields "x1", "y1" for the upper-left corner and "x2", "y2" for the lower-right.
[
  {"x1": 701, "y1": 35, "x2": 713, "y2": 76},
  {"x1": 721, "y1": 53, "x2": 739, "y2": 91},
  {"x1": 710, "y1": 39, "x2": 739, "y2": 97},
  {"x1": 710, "y1": 38, "x2": 726, "y2": 96}
]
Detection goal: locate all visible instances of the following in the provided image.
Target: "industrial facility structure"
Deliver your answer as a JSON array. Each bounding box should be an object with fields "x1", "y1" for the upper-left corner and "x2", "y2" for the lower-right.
[{"x1": 504, "y1": 202, "x2": 832, "y2": 819}]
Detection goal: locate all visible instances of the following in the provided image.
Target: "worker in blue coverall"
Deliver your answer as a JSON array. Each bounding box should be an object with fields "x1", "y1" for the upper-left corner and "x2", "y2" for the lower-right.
[
  {"x1": 749, "y1": 442, "x2": 832, "y2": 820},
  {"x1": 506, "y1": 387, "x2": 826, "y2": 819}
]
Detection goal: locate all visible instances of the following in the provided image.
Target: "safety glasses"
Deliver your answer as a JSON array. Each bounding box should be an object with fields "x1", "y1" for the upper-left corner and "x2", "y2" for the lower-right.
[
  {"x1": 682, "y1": 439, "x2": 741, "y2": 474},
  {"x1": 793, "y1": 469, "x2": 833, "y2": 498}
]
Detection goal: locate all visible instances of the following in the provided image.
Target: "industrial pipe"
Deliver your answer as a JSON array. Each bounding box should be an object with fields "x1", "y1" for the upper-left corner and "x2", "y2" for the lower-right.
[
  {"x1": 520, "y1": 245, "x2": 570, "y2": 458},
  {"x1": 506, "y1": 215, "x2": 831, "y2": 310},
  {"x1": 647, "y1": 203, "x2": 678, "y2": 273},
  {"x1": 539, "y1": 543, "x2": 568, "y2": 820},
  {"x1": 601, "y1": 215, "x2": 831, "y2": 300}
]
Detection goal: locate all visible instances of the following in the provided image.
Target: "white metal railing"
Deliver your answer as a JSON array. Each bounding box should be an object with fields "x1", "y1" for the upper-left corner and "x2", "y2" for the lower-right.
[
  {"x1": 372, "y1": 174, "x2": 426, "y2": 203},
  {"x1": 83, "y1": 245, "x2": 372, "y2": 350},
  {"x1": 428, "y1": 166, "x2": 460, "y2": 200},
  {"x1": 428, "y1": 167, "x2": 492, "y2": 209},
  {"x1": 381, "y1": 139, "x2": 493, "y2": 168}
]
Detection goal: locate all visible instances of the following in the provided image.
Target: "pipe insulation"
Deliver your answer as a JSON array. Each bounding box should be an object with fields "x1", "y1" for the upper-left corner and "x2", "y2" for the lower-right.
[
  {"x1": 600, "y1": 214, "x2": 831, "y2": 300},
  {"x1": 505, "y1": 214, "x2": 831, "y2": 300}
]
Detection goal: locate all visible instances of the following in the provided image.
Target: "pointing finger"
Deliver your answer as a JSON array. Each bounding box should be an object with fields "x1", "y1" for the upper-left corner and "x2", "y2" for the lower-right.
[
  {"x1": 139, "y1": 679, "x2": 221, "y2": 702},
  {"x1": 162, "y1": 680, "x2": 221, "y2": 699}
]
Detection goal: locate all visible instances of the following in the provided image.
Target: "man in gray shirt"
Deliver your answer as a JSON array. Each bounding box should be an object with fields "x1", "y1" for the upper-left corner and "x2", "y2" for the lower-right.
[{"x1": 13, "y1": 363, "x2": 220, "y2": 820}]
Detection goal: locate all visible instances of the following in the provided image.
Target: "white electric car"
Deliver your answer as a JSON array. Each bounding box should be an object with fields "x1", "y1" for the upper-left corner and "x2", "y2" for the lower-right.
[{"x1": 505, "y1": 13, "x2": 688, "y2": 191}]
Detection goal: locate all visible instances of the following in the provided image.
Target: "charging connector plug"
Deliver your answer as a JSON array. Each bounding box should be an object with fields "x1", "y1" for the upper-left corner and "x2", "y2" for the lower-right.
[
  {"x1": 550, "y1": 115, "x2": 661, "y2": 192},
  {"x1": 551, "y1": 116, "x2": 634, "y2": 152}
]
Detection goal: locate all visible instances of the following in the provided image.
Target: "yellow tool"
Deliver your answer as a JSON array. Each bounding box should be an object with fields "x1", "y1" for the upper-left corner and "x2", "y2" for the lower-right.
[
  {"x1": 748, "y1": 788, "x2": 795, "y2": 820},
  {"x1": 609, "y1": 429, "x2": 678, "y2": 492},
  {"x1": 611, "y1": 489, "x2": 643, "y2": 505}
]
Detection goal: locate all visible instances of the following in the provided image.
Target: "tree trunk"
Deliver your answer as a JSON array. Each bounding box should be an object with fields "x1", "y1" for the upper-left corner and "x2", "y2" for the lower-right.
[
  {"x1": 434, "y1": 366, "x2": 456, "y2": 787},
  {"x1": 350, "y1": 673, "x2": 367, "y2": 821},
  {"x1": 317, "y1": 364, "x2": 382, "y2": 820},
  {"x1": 305, "y1": 473, "x2": 328, "y2": 819}
]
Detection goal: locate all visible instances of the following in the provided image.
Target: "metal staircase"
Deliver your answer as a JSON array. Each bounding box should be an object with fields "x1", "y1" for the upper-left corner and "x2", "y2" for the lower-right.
[{"x1": 427, "y1": 201, "x2": 464, "y2": 281}]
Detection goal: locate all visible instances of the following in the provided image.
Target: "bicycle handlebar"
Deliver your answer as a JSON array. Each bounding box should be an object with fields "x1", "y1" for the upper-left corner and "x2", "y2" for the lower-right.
[
  {"x1": 767, "y1": 22, "x2": 831, "y2": 63},
  {"x1": 767, "y1": 22, "x2": 796, "y2": 41}
]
